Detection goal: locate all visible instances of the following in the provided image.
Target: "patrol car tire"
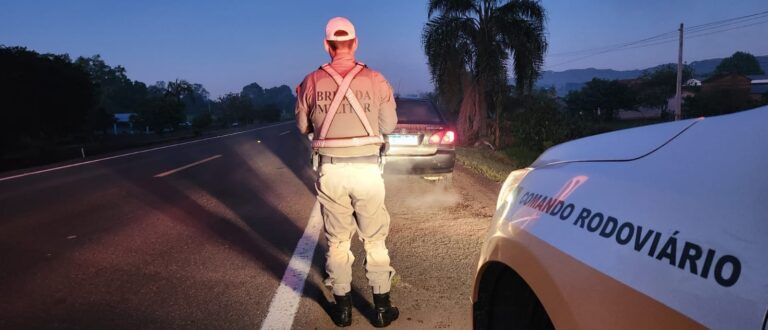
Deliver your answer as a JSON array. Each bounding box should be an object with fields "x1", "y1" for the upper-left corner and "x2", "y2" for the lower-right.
[{"x1": 475, "y1": 263, "x2": 554, "y2": 330}]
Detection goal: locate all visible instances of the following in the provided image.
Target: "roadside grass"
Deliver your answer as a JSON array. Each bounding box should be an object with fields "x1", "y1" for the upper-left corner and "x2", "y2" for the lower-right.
[
  {"x1": 503, "y1": 146, "x2": 540, "y2": 168},
  {"x1": 456, "y1": 146, "x2": 539, "y2": 182}
]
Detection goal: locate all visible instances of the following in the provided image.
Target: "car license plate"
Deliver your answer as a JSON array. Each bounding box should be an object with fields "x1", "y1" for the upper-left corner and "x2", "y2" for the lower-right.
[{"x1": 388, "y1": 134, "x2": 419, "y2": 145}]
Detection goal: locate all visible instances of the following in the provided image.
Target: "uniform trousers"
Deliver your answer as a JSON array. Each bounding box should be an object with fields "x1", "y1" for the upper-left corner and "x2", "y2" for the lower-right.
[{"x1": 315, "y1": 162, "x2": 395, "y2": 296}]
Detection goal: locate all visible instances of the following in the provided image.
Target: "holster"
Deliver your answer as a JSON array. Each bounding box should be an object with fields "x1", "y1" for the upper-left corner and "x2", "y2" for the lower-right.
[
  {"x1": 378, "y1": 142, "x2": 389, "y2": 174},
  {"x1": 311, "y1": 150, "x2": 320, "y2": 172}
]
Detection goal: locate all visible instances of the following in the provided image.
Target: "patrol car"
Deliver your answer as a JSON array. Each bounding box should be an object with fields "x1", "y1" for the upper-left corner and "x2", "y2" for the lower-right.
[{"x1": 472, "y1": 106, "x2": 768, "y2": 329}]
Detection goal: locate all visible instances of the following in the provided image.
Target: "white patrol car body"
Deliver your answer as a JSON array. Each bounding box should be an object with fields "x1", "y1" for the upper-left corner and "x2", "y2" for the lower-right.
[{"x1": 474, "y1": 105, "x2": 768, "y2": 329}]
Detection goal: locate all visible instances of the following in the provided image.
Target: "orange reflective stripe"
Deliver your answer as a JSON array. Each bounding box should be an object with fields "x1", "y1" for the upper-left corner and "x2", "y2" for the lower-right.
[{"x1": 318, "y1": 63, "x2": 375, "y2": 139}]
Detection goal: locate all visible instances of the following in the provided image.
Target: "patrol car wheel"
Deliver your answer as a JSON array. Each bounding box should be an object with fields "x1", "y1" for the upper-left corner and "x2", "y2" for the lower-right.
[{"x1": 475, "y1": 263, "x2": 554, "y2": 330}]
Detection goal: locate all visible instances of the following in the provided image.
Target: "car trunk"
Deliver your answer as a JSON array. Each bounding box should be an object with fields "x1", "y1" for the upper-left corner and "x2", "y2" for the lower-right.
[{"x1": 385, "y1": 123, "x2": 445, "y2": 156}]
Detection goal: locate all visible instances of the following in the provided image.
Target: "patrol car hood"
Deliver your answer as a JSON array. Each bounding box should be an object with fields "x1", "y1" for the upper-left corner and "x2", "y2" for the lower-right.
[{"x1": 531, "y1": 117, "x2": 703, "y2": 167}]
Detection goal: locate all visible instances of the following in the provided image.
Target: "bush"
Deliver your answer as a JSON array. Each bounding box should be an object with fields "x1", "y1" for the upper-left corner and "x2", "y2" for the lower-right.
[
  {"x1": 503, "y1": 145, "x2": 541, "y2": 168},
  {"x1": 192, "y1": 113, "x2": 213, "y2": 135},
  {"x1": 508, "y1": 108, "x2": 552, "y2": 151},
  {"x1": 507, "y1": 106, "x2": 580, "y2": 152},
  {"x1": 455, "y1": 147, "x2": 518, "y2": 181},
  {"x1": 1, "y1": 46, "x2": 96, "y2": 152},
  {"x1": 256, "y1": 104, "x2": 281, "y2": 123},
  {"x1": 132, "y1": 96, "x2": 185, "y2": 133},
  {"x1": 683, "y1": 89, "x2": 758, "y2": 118}
]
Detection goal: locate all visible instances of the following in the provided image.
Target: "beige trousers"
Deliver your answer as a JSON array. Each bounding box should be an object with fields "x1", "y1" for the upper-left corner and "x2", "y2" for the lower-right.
[{"x1": 315, "y1": 162, "x2": 395, "y2": 296}]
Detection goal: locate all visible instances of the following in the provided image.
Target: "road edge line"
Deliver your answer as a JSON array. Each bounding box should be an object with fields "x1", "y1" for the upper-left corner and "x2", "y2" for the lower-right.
[
  {"x1": 0, "y1": 122, "x2": 291, "y2": 183},
  {"x1": 261, "y1": 200, "x2": 323, "y2": 330}
]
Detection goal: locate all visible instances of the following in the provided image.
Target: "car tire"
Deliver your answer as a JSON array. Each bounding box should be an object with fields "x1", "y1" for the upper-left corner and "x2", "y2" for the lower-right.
[
  {"x1": 488, "y1": 273, "x2": 553, "y2": 330},
  {"x1": 475, "y1": 264, "x2": 554, "y2": 330}
]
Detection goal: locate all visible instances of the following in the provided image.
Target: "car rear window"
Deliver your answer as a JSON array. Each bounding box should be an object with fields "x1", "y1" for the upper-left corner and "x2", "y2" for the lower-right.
[{"x1": 395, "y1": 101, "x2": 443, "y2": 124}]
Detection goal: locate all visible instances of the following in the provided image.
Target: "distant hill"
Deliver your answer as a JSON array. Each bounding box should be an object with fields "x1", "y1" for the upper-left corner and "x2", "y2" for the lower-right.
[{"x1": 537, "y1": 55, "x2": 768, "y2": 96}]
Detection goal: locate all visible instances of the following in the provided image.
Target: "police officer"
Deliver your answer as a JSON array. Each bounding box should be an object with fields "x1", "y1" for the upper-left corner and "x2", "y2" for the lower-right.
[{"x1": 294, "y1": 17, "x2": 399, "y2": 327}]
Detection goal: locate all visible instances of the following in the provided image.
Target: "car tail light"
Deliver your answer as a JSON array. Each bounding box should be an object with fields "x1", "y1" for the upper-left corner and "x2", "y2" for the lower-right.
[
  {"x1": 429, "y1": 132, "x2": 442, "y2": 144},
  {"x1": 441, "y1": 130, "x2": 455, "y2": 144},
  {"x1": 428, "y1": 130, "x2": 456, "y2": 145}
]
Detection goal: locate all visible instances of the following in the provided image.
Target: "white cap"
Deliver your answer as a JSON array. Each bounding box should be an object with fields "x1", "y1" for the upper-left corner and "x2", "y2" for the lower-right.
[{"x1": 325, "y1": 17, "x2": 356, "y2": 41}]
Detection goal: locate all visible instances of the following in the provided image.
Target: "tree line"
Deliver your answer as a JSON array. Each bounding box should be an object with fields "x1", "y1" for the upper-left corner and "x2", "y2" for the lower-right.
[
  {"x1": 421, "y1": 1, "x2": 766, "y2": 153},
  {"x1": 0, "y1": 46, "x2": 293, "y2": 160},
  {"x1": 506, "y1": 51, "x2": 767, "y2": 153}
]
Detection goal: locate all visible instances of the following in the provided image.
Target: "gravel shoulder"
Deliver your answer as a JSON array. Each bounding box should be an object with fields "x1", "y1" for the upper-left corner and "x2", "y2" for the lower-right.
[{"x1": 295, "y1": 164, "x2": 501, "y2": 329}]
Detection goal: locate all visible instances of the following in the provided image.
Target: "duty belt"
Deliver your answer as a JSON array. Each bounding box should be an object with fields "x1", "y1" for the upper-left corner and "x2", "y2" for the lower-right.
[{"x1": 320, "y1": 155, "x2": 380, "y2": 165}]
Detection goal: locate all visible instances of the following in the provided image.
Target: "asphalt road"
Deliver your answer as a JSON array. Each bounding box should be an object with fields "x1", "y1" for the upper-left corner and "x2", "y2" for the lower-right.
[{"x1": 0, "y1": 122, "x2": 500, "y2": 329}]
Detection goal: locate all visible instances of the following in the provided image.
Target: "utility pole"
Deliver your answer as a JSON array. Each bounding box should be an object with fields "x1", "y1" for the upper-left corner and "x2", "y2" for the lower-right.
[{"x1": 674, "y1": 23, "x2": 684, "y2": 120}]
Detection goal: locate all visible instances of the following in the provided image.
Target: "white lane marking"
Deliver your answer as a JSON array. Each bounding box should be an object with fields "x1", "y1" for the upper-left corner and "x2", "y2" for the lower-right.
[
  {"x1": 0, "y1": 122, "x2": 292, "y2": 183},
  {"x1": 154, "y1": 155, "x2": 222, "y2": 178},
  {"x1": 278, "y1": 130, "x2": 291, "y2": 136},
  {"x1": 261, "y1": 200, "x2": 324, "y2": 330}
]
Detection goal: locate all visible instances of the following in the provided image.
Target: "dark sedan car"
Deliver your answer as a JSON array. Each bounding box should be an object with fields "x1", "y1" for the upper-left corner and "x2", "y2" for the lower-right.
[{"x1": 383, "y1": 98, "x2": 455, "y2": 181}]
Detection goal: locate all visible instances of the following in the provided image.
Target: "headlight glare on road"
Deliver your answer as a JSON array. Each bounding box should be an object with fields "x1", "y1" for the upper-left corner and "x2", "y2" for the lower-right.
[{"x1": 496, "y1": 168, "x2": 532, "y2": 210}]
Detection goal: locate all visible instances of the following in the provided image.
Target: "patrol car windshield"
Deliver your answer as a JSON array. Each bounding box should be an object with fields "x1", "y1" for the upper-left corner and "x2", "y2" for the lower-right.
[{"x1": 395, "y1": 100, "x2": 443, "y2": 124}]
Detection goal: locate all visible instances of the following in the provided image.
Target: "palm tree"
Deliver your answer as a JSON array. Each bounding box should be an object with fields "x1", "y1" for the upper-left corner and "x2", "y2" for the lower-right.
[{"x1": 423, "y1": 0, "x2": 547, "y2": 146}]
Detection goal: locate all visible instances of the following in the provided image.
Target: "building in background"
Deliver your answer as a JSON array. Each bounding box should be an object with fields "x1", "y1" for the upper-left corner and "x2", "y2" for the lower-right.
[
  {"x1": 749, "y1": 75, "x2": 768, "y2": 101},
  {"x1": 113, "y1": 113, "x2": 135, "y2": 134}
]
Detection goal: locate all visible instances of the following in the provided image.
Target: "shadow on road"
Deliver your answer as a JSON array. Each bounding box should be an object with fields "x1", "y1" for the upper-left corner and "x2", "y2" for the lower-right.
[
  {"x1": 130, "y1": 136, "x2": 373, "y2": 324},
  {"x1": 256, "y1": 127, "x2": 317, "y2": 194},
  {"x1": 0, "y1": 126, "x2": 377, "y2": 327},
  {"x1": 254, "y1": 130, "x2": 377, "y2": 321}
]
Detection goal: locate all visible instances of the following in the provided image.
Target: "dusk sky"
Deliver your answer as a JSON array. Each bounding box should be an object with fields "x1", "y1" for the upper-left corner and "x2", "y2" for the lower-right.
[{"x1": 2, "y1": 1, "x2": 767, "y2": 98}]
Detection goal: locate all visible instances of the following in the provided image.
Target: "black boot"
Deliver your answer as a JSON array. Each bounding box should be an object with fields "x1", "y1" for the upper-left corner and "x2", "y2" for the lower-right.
[
  {"x1": 332, "y1": 293, "x2": 352, "y2": 327},
  {"x1": 372, "y1": 292, "x2": 399, "y2": 328}
]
